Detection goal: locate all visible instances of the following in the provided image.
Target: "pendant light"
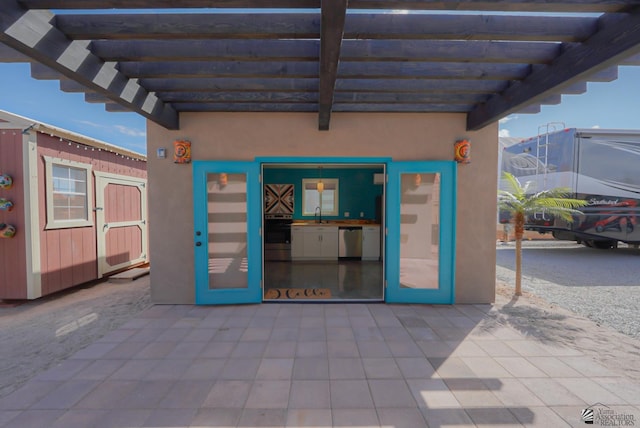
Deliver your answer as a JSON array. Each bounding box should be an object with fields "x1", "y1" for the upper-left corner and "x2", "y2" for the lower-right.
[{"x1": 317, "y1": 166, "x2": 324, "y2": 193}]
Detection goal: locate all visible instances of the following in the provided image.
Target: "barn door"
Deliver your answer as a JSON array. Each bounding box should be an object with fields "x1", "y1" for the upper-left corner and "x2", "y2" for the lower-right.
[{"x1": 94, "y1": 172, "x2": 148, "y2": 277}]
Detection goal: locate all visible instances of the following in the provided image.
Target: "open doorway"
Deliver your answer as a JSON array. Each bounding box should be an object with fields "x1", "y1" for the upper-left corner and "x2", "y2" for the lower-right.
[{"x1": 262, "y1": 162, "x2": 385, "y2": 301}]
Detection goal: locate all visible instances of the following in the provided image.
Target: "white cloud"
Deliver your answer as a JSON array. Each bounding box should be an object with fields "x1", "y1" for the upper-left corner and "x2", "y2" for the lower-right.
[
  {"x1": 499, "y1": 129, "x2": 511, "y2": 138},
  {"x1": 591, "y1": 125, "x2": 601, "y2": 129},
  {"x1": 76, "y1": 120, "x2": 145, "y2": 137},
  {"x1": 76, "y1": 120, "x2": 106, "y2": 129},
  {"x1": 499, "y1": 115, "x2": 519, "y2": 125},
  {"x1": 114, "y1": 125, "x2": 146, "y2": 138}
]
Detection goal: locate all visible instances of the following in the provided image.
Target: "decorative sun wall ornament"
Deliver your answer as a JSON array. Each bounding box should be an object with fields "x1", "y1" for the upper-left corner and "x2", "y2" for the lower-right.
[
  {"x1": 454, "y1": 139, "x2": 471, "y2": 164},
  {"x1": 173, "y1": 140, "x2": 191, "y2": 163},
  {"x1": 0, "y1": 173, "x2": 12, "y2": 189}
]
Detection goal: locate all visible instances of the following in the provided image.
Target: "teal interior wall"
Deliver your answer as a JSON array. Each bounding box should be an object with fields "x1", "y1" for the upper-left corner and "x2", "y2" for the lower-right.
[{"x1": 263, "y1": 167, "x2": 384, "y2": 220}]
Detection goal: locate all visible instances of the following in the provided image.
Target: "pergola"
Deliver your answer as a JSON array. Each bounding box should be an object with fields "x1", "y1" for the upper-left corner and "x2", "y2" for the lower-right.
[{"x1": 1, "y1": 1, "x2": 640, "y2": 131}]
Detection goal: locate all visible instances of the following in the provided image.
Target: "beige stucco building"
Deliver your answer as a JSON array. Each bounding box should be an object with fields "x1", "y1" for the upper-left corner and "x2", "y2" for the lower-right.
[
  {"x1": 147, "y1": 112, "x2": 498, "y2": 305},
  {"x1": 2, "y1": 2, "x2": 633, "y2": 307}
]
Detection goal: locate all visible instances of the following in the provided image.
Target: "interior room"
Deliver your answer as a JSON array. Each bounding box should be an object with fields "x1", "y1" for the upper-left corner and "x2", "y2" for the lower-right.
[{"x1": 262, "y1": 163, "x2": 385, "y2": 301}]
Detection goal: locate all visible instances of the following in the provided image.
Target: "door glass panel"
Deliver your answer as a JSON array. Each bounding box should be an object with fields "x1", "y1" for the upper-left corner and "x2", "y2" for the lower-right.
[
  {"x1": 207, "y1": 173, "x2": 248, "y2": 289},
  {"x1": 400, "y1": 173, "x2": 440, "y2": 289}
]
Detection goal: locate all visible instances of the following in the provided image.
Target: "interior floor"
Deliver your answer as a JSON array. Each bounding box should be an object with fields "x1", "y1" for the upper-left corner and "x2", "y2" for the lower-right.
[{"x1": 264, "y1": 260, "x2": 384, "y2": 300}]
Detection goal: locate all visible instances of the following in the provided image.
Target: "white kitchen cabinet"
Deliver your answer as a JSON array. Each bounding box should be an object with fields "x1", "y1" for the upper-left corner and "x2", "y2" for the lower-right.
[
  {"x1": 362, "y1": 225, "x2": 381, "y2": 261},
  {"x1": 292, "y1": 226, "x2": 338, "y2": 260},
  {"x1": 320, "y1": 228, "x2": 339, "y2": 258},
  {"x1": 291, "y1": 227, "x2": 305, "y2": 259}
]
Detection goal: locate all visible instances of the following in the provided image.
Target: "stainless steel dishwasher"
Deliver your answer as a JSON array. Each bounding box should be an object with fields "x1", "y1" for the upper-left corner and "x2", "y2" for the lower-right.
[{"x1": 338, "y1": 226, "x2": 363, "y2": 259}]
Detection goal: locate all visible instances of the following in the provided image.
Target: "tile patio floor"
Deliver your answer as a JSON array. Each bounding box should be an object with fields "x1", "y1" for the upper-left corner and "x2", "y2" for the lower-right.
[{"x1": 1, "y1": 299, "x2": 639, "y2": 427}]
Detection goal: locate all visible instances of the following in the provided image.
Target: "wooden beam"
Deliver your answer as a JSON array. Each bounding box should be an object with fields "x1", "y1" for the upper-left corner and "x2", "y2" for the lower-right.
[
  {"x1": 59, "y1": 78, "x2": 89, "y2": 92},
  {"x1": 168, "y1": 102, "x2": 472, "y2": 112},
  {"x1": 18, "y1": 0, "x2": 634, "y2": 13},
  {"x1": 333, "y1": 92, "x2": 488, "y2": 103},
  {"x1": 343, "y1": 14, "x2": 597, "y2": 42},
  {"x1": 146, "y1": 91, "x2": 487, "y2": 104},
  {"x1": 515, "y1": 104, "x2": 541, "y2": 114},
  {"x1": 90, "y1": 39, "x2": 558, "y2": 64},
  {"x1": 157, "y1": 92, "x2": 319, "y2": 103},
  {"x1": 538, "y1": 94, "x2": 562, "y2": 105},
  {"x1": 21, "y1": 0, "x2": 320, "y2": 9},
  {"x1": 319, "y1": 0, "x2": 348, "y2": 130},
  {"x1": 336, "y1": 78, "x2": 506, "y2": 93},
  {"x1": 333, "y1": 103, "x2": 472, "y2": 112},
  {"x1": 587, "y1": 66, "x2": 619, "y2": 81},
  {"x1": 30, "y1": 62, "x2": 64, "y2": 80},
  {"x1": 340, "y1": 40, "x2": 560, "y2": 63},
  {"x1": 0, "y1": 1, "x2": 178, "y2": 129},
  {"x1": 54, "y1": 13, "x2": 596, "y2": 42},
  {"x1": 91, "y1": 39, "x2": 320, "y2": 62},
  {"x1": 118, "y1": 61, "x2": 319, "y2": 78},
  {"x1": 172, "y1": 103, "x2": 319, "y2": 112},
  {"x1": 105, "y1": 103, "x2": 132, "y2": 112},
  {"x1": 0, "y1": 42, "x2": 31, "y2": 61},
  {"x1": 85, "y1": 92, "x2": 111, "y2": 103},
  {"x1": 467, "y1": 9, "x2": 640, "y2": 130},
  {"x1": 338, "y1": 62, "x2": 531, "y2": 79},
  {"x1": 55, "y1": 13, "x2": 320, "y2": 40},
  {"x1": 621, "y1": 52, "x2": 640, "y2": 64},
  {"x1": 140, "y1": 77, "x2": 320, "y2": 92},
  {"x1": 562, "y1": 82, "x2": 588, "y2": 94},
  {"x1": 137, "y1": 77, "x2": 506, "y2": 94},
  {"x1": 118, "y1": 60, "x2": 530, "y2": 79}
]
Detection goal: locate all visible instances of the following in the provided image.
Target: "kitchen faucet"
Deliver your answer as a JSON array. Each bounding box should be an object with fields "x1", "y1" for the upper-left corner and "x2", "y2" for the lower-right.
[{"x1": 315, "y1": 206, "x2": 322, "y2": 223}]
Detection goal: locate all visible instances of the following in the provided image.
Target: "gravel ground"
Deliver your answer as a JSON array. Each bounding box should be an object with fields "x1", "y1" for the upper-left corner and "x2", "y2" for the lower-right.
[
  {"x1": 496, "y1": 240, "x2": 640, "y2": 340},
  {"x1": 0, "y1": 276, "x2": 151, "y2": 399}
]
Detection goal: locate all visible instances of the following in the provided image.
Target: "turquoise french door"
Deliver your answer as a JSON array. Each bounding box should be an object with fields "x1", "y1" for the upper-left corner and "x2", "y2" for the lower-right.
[
  {"x1": 386, "y1": 161, "x2": 457, "y2": 304},
  {"x1": 193, "y1": 161, "x2": 262, "y2": 304}
]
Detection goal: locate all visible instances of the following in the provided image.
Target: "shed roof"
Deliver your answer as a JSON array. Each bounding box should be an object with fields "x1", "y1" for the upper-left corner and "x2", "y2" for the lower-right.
[
  {"x1": 0, "y1": 109, "x2": 147, "y2": 160},
  {"x1": 1, "y1": 1, "x2": 639, "y2": 131}
]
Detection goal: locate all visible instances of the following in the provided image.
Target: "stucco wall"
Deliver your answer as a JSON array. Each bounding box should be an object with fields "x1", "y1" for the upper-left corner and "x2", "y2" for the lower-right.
[{"x1": 147, "y1": 112, "x2": 498, "y2": 304}]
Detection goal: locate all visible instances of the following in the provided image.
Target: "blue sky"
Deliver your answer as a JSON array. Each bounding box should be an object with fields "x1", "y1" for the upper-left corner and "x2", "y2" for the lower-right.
[
  {"x1": 499, "y1": 66, "x2": 640, "y2": 139},
  {"x1": 1, "y1": 62, "x2": 639, "y2": 154},
  {"x1": 0, "y1": 63, "x2": 148, "y2": 154}
]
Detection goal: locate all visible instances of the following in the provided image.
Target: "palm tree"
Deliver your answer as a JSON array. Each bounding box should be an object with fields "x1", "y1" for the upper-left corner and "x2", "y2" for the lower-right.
[{"x1": 498, "y1": 172, "x2": 587, "y2": 296}]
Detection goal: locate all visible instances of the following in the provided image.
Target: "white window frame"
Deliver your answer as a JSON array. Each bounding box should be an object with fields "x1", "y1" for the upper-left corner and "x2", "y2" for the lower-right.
[
  {"x1": 43, "y1": 156, "x2": 94, "y2": 229},
  {"x1": 302, "y1": 178, "x2": 339, "y2": 216}
]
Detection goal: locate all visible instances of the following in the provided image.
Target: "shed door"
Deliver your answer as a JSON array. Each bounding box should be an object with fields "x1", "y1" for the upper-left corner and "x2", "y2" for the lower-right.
[
  {"x1": 95, "y1": 172, "x2": 148, "y2": 277},
  {"x1": 386, "y1": 161, "x2": 456, "y2": 304}
]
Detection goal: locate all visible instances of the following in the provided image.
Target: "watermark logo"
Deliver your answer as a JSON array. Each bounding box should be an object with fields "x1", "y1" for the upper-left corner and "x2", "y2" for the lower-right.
[
  {"x1": 581, "y1": 403, "x2": 636, "y2": 426},
  {"x1": 582, "y1": 407, "x2": 594, "y2": 424}
]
